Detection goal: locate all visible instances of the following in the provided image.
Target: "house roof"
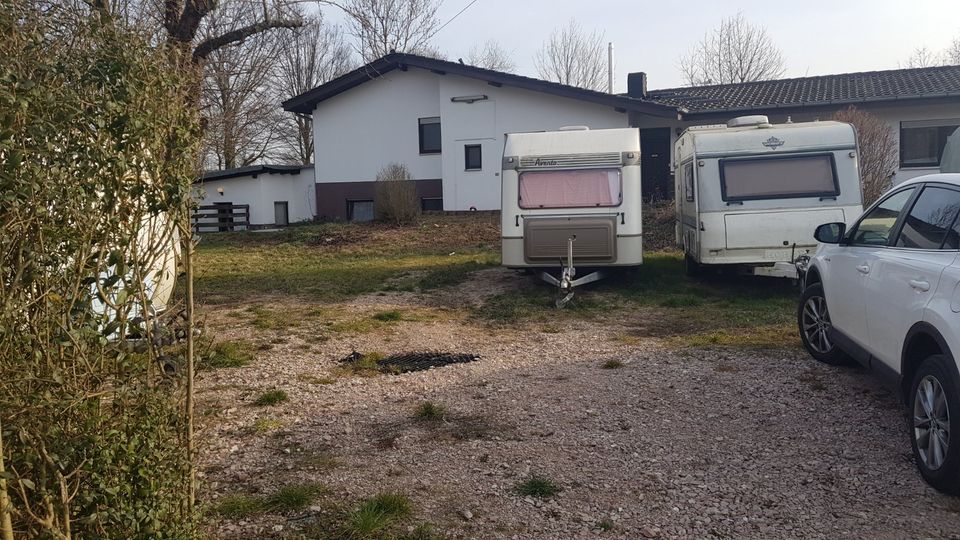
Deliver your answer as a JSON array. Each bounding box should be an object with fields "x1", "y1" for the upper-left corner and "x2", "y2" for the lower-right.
[
  {"x1": 645, "y1": 65, "x2": 960, "y2": 115},
  {"x1": 282, "y1": 52, "x2": 681, "y2": 119},
  {"x1": 200, "y1": 164, "x2": 313, "y2": 182}
]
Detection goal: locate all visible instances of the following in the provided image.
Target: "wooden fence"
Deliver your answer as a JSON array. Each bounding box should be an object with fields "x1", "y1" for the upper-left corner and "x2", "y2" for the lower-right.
[{"x1": 192, "y1": 204, "x2": 250, "y2": 233}]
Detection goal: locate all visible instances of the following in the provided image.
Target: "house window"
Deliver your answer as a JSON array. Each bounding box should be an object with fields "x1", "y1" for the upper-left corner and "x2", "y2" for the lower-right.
[
  {"x1": 464, "y1": 144, "x2": 482, "y2": 170},
  {"x1": 421, "y1": 197, "x2": 443, "y2": 211},
  {"x1": 419, "y1": 117, "x2": 441, "y2": 154},
  {"x1": 347, "y1": 199, "x2": 374, "y2": 222},
  {"x1": 901, "y1": 120, "x2": 960, "y2": 168}
]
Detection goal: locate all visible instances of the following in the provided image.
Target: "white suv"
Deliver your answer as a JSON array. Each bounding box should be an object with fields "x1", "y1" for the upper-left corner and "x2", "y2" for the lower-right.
[{"x1": 799, "y1": 173, "x2": 960, "y2": 494}]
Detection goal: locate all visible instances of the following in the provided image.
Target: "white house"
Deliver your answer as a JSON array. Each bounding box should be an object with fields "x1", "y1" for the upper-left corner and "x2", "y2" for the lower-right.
[
  {"x1": 193, "y1": 164, "x2": 315, "y2": 228},
  {"x1": 281, "y1": 55, "x2": 960, "y2": 219}
]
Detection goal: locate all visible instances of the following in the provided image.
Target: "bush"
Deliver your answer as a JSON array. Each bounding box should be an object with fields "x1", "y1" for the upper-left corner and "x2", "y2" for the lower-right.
[
  {"x1": 833, "y1": 107, "x2": 898, "y2": 204},
  {"x1": 374, "y1": 163, "x2": 421, "y2": 225},
  {"x1": 0, "y1": 3, "x2": 201, "y2": 538}
]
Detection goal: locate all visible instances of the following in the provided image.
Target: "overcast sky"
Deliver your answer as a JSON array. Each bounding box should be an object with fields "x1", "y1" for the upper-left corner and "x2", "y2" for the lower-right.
[{"x1": 320, "y1": 0, "x2": 960, "y2": 90}]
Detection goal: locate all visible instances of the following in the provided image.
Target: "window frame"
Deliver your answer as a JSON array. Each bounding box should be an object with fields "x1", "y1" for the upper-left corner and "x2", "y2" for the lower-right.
[
  {"x1": 346, "y1": 199, "x2": 375, "y2": 222},
  {"x1": 718, "y1": 152, "x2": 841, "y2": 202},
  {"x1": 420, "y1": 197, "x2": 443, "y2": 212},
  {"x1": 517, "y1": 167, "x2": 623, "y2": 210},
  {"x1": 889, "y1": 182, "x2": 960, "y2": 251},
  {"x1": 844, "y1": 186, "x2": 918, "y2": 247},
  {"x1": 899, "y1": 120, "x2": 960, "y2": 169},
  {"x1": 464, "y1": 144, "x2": 482, "y2": 171},
  {"x1": 683, "y1": 161, "x2": 695, "y2": 202},
  {"x1": 418, "y1": 117, "x2": 441, "y2": 155}
]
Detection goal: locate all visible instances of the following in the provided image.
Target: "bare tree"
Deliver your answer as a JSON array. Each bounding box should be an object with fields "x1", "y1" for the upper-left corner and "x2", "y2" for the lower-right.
[
  {"x1": 200, "y1": 0, "x2": 285, "y2": 169},
  {"x1": 833, "y1": 107, "x2": 898, "y2": 204},
  {"x1": 903, "y1": 46, "x2": 943, "y2": 68},
  {"x1": 466, "y1": 40, "x2": 515, "y2": 72},
  {"x1": 946, "y1": 37, "x2": 960, "y2": 65},
  {"x1": 534, "y1": 20, "x2": 606, "y2": 91},
  {"x1": 680, "y1": 13, "x2": 785, "y2": 86},
  {"x1": 274, "y1": 15, "x2": 355, "y2": 164},
  {"x1": 337, "y1": 0, "x2": 441, "y2": 62}
]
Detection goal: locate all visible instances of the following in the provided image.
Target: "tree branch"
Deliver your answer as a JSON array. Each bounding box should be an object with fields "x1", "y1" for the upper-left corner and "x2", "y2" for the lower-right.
[{"x1": 193, "y1": 18, "x2": 302, "y2": 60}]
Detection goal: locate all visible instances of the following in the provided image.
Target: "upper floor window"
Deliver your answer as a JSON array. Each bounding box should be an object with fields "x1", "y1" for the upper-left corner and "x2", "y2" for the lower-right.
[
  {"x1": 465, "y1": 144, "x2": 482, "y2": 170},
  {"x1": 901, "y1": 120, "x2": 960, "y2": 168},
  {"x1": 419, "y1": 117, "x2": 441, "y2": 154}
]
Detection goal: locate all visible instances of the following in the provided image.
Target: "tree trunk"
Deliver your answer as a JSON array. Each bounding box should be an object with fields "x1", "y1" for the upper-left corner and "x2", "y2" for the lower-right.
[{"x1": 0, "y1": 419, "x2": 14, "y2": 540}]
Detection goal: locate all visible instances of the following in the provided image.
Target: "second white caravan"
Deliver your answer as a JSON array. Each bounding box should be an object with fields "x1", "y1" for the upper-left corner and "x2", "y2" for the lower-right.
[{"x1": 675, "y1": 116, "x2": 863, "y2": 278}]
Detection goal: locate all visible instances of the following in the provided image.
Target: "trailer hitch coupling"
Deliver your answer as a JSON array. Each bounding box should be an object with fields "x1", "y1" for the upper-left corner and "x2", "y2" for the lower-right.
[{"x1": 537, "y1": 235, "x2": 605, "y2": 308}]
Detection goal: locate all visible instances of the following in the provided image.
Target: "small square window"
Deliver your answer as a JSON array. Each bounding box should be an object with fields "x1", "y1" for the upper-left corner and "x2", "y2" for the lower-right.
[
  {"x1": 419, "y1": 117, "x2": 441, "y2": 154},
  {"x1": 465, "y1": 144, "x2": 482, "y2": 170},
  {"x1": 421, "y1": 197, "x2": 443, "y2": 211}
]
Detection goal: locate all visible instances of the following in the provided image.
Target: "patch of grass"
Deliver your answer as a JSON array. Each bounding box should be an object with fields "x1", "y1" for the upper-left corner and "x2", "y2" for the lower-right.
[
  {"x1": 658, "y1": 294, "x2": 704, "y2": 308},
  {"x1": 473, "y1": 288, "x2": 602, "y2": 325},
  {"x1": 597, "y1": 518, "x2": 614, "y2": 531},
  {"x1": 214, "y1": 494, "x2": 264, "y2": 518},
  {"x1": 253, "y1": 389, "x2": 288, "y2": 406},
  {"x1": 413, "y1": 401, "x2": 446, "y2": 422},
  {"x1": 612, "y1": 334, "x2": 642, "y2": 346},
  {"x1": 253, "y1": 417, "x2": 284, "y2": 433},
  {"x1": 341, "y1": 492, "x2": 413, "y2": 538},
  {"x1": 668, "y1": 324, "x2": 797, "y2": 349},
  {"x1": 398, "y1": 523, "x2": 439, "y2": 540},
  {"x1": 247, "y1": 305, "x2": 298, "y2": 330},
  {"x1": 205, "y1": 340, "x2": 254, "y2": 369},
  {"x1": 417, "y1": 260, "x2": 492, "y2": 290},
  {"x1": 514, "y1": 475, "x2": 561, "y2": 498},
  {"x1": 601, "y1": 359, "x2": 624, "y2": 369},
  {"x1": 264, "y1": 483, "x2": 324, "y2": 512},
  {"x1": 338, "y1": 352, "x2": 386, "y2": 377},
  {"x1": 372, "y1": 310, "x2": 403, "y2": 322}
]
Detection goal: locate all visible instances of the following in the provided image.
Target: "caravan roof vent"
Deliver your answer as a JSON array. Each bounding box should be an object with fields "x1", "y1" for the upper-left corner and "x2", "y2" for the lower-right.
[
  {"x1": 558, "y1": 125, "x2": 590, "y2": 131},
  {"x1": 727, "y1": 115, "x2": 770, "y2": 128}
]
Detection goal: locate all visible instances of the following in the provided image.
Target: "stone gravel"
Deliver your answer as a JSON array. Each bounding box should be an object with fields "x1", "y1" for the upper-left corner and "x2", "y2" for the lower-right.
[{"x1": 197, "y1": 283, "x2": 960, "y2": 539}]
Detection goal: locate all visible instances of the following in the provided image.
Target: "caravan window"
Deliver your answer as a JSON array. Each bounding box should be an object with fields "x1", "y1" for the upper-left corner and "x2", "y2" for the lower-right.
[
  {"x1": 720, "y1": 154, "x2": 839, "y2": 202},
  {"x1": 683, "y1": 162, "x2": 695, "y2": 202},
  {"x1": 519, "y1": 168, "x2": 621, "y2": 209}
]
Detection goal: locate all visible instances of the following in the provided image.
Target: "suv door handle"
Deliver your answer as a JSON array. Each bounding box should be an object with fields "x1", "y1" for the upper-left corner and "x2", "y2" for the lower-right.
[
  {"x1": 909, "y1": 279, "x2": 931, "y2": 292},
  {"x1": 856, "y1": 264, "x2": 870, "y2": 274}
]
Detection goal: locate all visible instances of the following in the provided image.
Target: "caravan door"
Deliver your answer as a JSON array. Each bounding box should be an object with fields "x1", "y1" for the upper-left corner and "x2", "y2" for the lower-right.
[{"x1": 679, "y1": 161, "x2": 698, "y2": 256}]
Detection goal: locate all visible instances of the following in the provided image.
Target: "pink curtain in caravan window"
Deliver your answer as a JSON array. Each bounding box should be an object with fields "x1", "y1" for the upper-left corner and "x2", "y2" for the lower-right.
[{"x1": 519, "y1": 169, "x2": 620, "y2": 209}]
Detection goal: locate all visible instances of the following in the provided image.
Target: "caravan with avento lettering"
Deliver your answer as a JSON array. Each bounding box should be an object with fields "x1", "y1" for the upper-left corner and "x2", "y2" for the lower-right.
[
  {"x1": 501, "y1": 126, "x2": 642, "y2": 305},
  {"x1": 675, "y1": 116, "x2": 864, "y2": 278}
]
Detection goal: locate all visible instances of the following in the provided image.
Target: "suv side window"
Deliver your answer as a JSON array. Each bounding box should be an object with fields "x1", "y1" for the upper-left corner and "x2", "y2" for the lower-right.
[
  {"x1": 895, "y1": 186, "x2": 960, "y2": 249},
  {"x1": 850, "y1": 187, "x2": 916, "y2": 246}
]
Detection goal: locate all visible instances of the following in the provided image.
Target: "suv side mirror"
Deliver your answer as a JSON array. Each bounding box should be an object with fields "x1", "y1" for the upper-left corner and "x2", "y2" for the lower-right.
[{"x1": 814, "y1": 222, "x2": 846, "y2": 244}]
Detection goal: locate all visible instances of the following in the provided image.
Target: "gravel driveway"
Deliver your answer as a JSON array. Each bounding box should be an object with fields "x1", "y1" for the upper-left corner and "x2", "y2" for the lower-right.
[{"x1": 197, "y1": 286, "x2": 960, "y2": 539}]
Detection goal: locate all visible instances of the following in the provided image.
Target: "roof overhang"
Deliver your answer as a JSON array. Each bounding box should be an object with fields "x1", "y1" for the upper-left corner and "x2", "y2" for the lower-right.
[
  {"x1": 198, "y1": 164, "x2": 313, "y2": 183},
  {"x1": 282, "y1": 53, "x2": 681, "y2": 119}
]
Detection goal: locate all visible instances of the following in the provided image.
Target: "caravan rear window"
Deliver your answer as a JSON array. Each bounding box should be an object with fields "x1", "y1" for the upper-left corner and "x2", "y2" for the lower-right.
[
  {"x1": 518, "y1": 168, "x2": 621, "y2": 209},
  {"x1": 720, "y1": 154, "x2": 839, "y2": 202}
]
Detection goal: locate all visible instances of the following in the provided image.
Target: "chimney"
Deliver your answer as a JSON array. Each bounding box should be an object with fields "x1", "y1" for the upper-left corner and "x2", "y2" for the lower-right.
[{"x1": 627, "y1": 72, "x2": 647, "y2": 98}]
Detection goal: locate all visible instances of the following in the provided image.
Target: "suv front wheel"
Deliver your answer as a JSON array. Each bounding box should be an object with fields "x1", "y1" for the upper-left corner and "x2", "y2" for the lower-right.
[
  {"x1": 798, "y1": 283, "x2": 851, "y2": 365},
  {"x1": 909, "y1": 354, "x2": 960, "y2": 494}
]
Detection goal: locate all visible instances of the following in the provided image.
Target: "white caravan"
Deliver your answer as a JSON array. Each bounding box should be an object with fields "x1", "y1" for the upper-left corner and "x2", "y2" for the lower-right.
[
  {"x1": 501, "y1": 127, "x2": 642, "y2": 305},
  {"x1": 675, "y1": 116, "x2": 863, "y2": 278}
]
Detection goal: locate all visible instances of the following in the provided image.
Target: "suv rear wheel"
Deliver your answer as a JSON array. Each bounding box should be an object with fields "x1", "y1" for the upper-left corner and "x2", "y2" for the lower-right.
[
  {"x1": 798, "y1": 283, "x2": 851, "y2": 365},
  {"x1": 909, "y1": 354, "x2": 960, "y2": 494}
]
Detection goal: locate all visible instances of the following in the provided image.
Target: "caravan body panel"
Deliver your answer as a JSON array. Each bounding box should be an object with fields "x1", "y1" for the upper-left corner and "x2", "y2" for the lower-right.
[
  {"x1": 501, "y1": 128, "x2": 642, "y2": 268},
  {"x1": 675, "y1": 119, "x2": 864, "y2": 272}
]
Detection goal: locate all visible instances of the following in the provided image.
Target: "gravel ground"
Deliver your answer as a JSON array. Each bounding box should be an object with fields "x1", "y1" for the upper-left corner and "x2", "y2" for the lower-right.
[{"x1": 196, "y1": 274, "x2": 960, "y2": 539}]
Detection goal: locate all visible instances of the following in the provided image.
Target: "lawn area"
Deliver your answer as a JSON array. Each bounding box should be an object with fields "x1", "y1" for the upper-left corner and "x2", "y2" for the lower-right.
[{"x1": 193, "y1": 213, "x2": 800, "y2": 348}]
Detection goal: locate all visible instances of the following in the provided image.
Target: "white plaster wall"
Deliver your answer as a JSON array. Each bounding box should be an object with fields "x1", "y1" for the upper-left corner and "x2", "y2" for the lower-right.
[
  {"x1": 312, "y1": 69, "x2": 442, "y2": 184},
  {"x1": 437, "y1": 76, "x2": 629, "y2": 210},
  {"x1": 194, "y1": 169, "x2": 316, "y2": 226}
]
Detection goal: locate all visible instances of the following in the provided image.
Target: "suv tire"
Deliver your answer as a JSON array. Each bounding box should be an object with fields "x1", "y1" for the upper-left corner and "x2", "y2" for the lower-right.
[
  {"x1": 909, "y1": 354, "x2": 960, "y2": 495},
  {"x1": 798, "y1": 283, "x2": 852, "y2": 365}
]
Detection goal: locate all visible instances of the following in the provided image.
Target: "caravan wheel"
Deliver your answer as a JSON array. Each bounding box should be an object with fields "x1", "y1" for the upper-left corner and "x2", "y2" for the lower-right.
[{"x1": 684, "y1": 254, "x2": 700, "y2": 278}]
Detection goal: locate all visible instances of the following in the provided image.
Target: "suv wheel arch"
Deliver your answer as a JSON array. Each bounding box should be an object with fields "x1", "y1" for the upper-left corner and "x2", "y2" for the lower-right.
[{"x1": 901, "y1": 322, "x2": 958, "y2": 401}]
